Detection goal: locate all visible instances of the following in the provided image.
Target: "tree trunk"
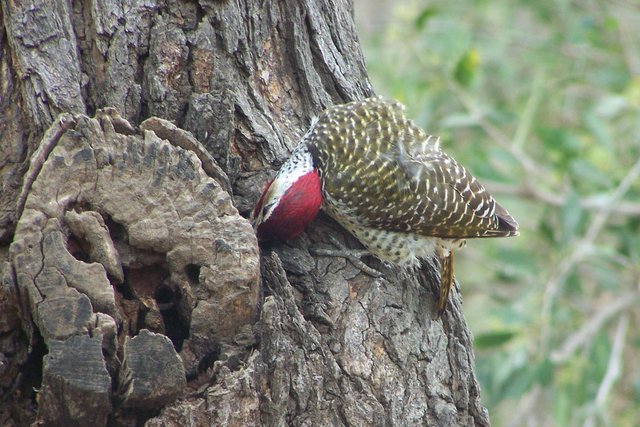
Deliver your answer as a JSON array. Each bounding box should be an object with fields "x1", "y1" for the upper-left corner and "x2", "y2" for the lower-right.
[{"x1": 0, "y1": 1, "x2": 490, "y2": 426}]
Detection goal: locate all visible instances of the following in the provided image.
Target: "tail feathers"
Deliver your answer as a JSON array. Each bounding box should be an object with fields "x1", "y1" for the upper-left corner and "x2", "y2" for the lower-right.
[
  {"x1": 494, "y1": 203, "x2": 519, "y2": 237},
  {"x1": 496, "y1": 214, "x2": 519, "y2": 236},
  {"x1": 437, "y1": 250, "x2": 454, "y2": 315}
]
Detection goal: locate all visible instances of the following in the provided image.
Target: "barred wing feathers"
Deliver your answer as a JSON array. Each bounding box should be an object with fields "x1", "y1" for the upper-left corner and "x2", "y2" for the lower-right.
[{"x1": 309, "y1": 97, "x2": 519, "y2": 240}]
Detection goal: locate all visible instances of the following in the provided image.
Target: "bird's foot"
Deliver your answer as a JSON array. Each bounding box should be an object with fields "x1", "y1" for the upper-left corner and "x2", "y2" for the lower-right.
[{"x1": 310, "y1": 235, "x2": 382, "y2": 278}]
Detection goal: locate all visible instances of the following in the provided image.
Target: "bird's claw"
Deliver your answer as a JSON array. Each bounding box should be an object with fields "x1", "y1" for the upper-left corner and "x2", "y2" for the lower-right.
[{"x1": 310, "y1": 235, "x2": 382, "y2": 278}]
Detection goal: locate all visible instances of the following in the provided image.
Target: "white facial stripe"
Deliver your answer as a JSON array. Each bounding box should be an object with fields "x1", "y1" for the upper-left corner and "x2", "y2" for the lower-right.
[{"x1": 260, "y1": 143, "x2": 315, "y2": 223}]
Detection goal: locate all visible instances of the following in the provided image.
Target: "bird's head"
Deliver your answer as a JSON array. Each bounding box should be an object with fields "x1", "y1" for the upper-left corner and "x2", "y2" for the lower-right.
[{"x1": 251, "y1": 145, "x2": 323, "y2": 241}]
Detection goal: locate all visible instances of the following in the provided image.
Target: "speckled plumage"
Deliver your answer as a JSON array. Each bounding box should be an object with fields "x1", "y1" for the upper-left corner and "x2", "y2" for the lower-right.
[
  {"x1": 304, "y1": 97, "x2": 518, "y2": 266},
  {"x1": 252, "y1": 97, "x2": 519, "y2": 314}
]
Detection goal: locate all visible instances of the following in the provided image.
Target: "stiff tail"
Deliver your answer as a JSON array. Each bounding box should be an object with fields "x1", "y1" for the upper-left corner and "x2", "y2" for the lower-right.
[
  {"x1": 437, "y1": 250, "x2": 454, "y2": 315},
  {"x1": 494, "y1": 203, "x2": 519, "y2": 237}
]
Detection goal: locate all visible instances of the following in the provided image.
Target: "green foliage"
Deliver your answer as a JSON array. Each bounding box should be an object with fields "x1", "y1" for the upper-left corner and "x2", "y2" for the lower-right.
[
  {"x1": 356, "y1": 0, "x2": 640, "y2": 425},
  {"x1": 474, "y1": 329, "x2": 518, "y2": 349},
  {"x1": 453, "y1": 49, "x2": 479, "y2": 87}
]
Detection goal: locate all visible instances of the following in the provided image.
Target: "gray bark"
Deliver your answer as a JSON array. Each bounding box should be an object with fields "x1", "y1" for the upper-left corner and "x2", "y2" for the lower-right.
[{"x1": 0, "y1": 0, "x2": 490, "y2": 426}]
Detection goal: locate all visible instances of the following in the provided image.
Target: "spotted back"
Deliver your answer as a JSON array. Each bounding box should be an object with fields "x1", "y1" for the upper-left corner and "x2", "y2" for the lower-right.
[{"x1": 306, "y1": 97, "x2": 519, "y2": 239}]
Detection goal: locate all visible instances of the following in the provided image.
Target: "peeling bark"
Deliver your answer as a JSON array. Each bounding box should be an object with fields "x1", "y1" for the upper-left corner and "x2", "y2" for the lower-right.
[{"x1": 0, "y1": 1, "x2": 490, "y2": 426}]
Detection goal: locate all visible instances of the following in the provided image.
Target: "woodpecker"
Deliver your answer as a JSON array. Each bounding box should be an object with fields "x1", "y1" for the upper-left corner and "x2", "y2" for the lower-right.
[{"x1": 251, "y1": 97, "x2": 519, "y2": 314}]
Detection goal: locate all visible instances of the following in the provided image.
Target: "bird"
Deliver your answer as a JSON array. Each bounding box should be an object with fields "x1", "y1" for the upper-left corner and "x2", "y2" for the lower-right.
[{"x1": 251, "y1": 97, "x2": 519, "y2": 314}]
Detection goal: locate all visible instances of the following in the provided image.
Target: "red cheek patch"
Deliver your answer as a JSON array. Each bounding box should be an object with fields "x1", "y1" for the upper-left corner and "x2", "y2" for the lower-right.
[{"x1": 257, "y1": 171, "x2": 322, "y2": 241}]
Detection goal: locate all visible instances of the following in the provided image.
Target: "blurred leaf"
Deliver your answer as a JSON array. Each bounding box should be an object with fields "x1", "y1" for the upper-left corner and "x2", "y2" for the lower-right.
[
  {"x1": 591, "y1": 331, "x2": 613, "y2": 383},
  {"x1": 584, "y1": 145, "x2": 615, "y2": 174},
  {"x1": 462, "y1": 145, "x2": 511, "y2": 182},
  {"x1": 626, "y1": 77, "x2": 640, "y2": 108},
  {"x1": 494, "y1": 347, "x2": 528, "y2": 391},
  {"x1": 585, "y1": 258, "x2": 621, "y2": 291},
  {"x1": 593, "y1": 95, "x2": 627, "y2": 118},
  {"x1": 613, "y1": 220, "x2": 640, "y2": 258},
  {"x1": 633, "y1": 378, "x2": 640, "y2": 399},
  {"x1": 583, "y1": 112, "x2": 612, "y2": 150},
  {"x1": 441, "y1": 113, "x2": 479, "y2": 128},
  {"x1": 415, "y1": 7, "x2": 438, "y2": 30},
  {"x1": 564, "y1": 269, "x2": 583, "y2": 294},
  {"x1": 488, "y1": 145, "x2": 520, "y2": 173},
  {"x1": 536, "y1": 358, "x2": 554, "y2": 387},
  {"x1": 538, "y1": 208, "x2": 557, "y2": 243},
  {"x1": 453, "y1": 48, "x2": 479, "y2": 87},
  {"x1": 475, "y1": 330, "x2": 519, "y2": 349},
  {"x1": 569, "y1": 159, "x2": 614, "y2": 189},
  {"x1": 553, "y1": 390, "x2": 571, "y2": 427},
  {"x1": 495, "y1": 246, "x2": 540, "y2": 277},
  {"x1": 499, "y1": 359, "x2": 550, "y2": 400},
  {"x1": 603, "y1": 15, "x2": 619, "y2": 31},
  {"x1": 561, "y1": 191, "x2": 583, "y2": 242},
  {"x1": 537, "y1": 127, "x2": 582, "y2": 167}
]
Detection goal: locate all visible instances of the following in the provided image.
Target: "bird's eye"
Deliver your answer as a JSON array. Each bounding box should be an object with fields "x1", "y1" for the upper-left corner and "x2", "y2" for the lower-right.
[{"x1": 262, "y1": 202, "x2": 276, "y2": 218}]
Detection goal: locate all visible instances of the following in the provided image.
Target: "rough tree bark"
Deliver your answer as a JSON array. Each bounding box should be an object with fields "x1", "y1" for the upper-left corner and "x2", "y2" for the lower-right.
[{"x1": 0, "y1": 1, "x2": 490, "y2": 426}]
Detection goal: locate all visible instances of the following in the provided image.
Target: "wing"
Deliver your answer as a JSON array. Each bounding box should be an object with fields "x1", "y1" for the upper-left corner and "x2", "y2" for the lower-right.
[
  {"x1": 309, "y1": 97, "x2": 519, "y2": 239},
  {"x1": 389, "y1": 144, "x2": 519, "y2": 238}
]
